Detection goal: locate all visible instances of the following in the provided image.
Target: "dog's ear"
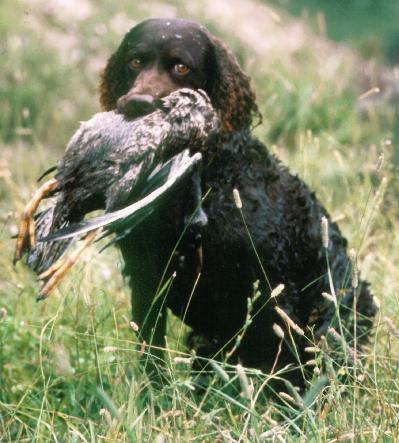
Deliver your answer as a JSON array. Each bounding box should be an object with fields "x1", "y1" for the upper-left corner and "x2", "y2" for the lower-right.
[
  {"x1": 99, "y1": 41, "x2": 130, "y2": 111},
  {"x1": 208, "y1": 37, "x2": 261, "y2": 133}
]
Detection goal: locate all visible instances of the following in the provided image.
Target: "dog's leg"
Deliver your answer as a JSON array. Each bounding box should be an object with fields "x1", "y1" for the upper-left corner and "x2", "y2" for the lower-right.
[{"x1": 118, "y1": 223, "x2": 173, "y2": 379}]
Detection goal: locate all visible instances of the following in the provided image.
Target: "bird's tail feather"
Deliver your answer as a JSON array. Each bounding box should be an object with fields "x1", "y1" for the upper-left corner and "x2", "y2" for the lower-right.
[{"x1": 26, "y1": 206, "x2": 73, "y2": 274}]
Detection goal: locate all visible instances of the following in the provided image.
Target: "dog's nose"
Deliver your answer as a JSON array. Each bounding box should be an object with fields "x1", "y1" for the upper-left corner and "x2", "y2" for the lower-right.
[{"x1": 117, "y1": 94, "x2": 156, "y2": 117}]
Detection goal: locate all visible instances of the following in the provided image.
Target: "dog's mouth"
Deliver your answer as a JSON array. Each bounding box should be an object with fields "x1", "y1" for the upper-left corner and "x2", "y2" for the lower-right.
[{"x1": 117, "y1": 94, "x2": 158, "y2": 118}]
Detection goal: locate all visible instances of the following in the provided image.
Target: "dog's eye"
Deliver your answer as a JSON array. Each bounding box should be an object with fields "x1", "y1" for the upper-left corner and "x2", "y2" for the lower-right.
[
  {"x1": 174, "y1": 63, "x2": 190, "y2": 75},
  {"x1": 129, "y1": 58, "x2": 142, "y2": 70}
]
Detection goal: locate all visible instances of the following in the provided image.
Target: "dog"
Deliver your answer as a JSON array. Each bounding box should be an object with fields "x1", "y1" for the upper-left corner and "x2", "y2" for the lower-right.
[{"x1": 99, "y1": 18, "x2": 376, "y2": 382}]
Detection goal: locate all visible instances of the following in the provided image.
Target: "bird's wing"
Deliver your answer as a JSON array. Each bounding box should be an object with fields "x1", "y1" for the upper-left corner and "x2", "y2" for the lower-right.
[{"x1": 39, "y1": 150, "x2": 202, "y2": 242}]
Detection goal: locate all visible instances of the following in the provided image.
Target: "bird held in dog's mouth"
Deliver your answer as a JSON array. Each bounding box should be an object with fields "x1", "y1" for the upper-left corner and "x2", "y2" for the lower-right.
[{"x1": 13, "y1": 88, "x2": 219, "y2": 300}]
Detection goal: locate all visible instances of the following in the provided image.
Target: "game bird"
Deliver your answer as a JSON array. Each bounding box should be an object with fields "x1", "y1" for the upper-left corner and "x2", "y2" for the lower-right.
[{"x1": 14, "y1": 88, "x2": 219, "y2": 300}]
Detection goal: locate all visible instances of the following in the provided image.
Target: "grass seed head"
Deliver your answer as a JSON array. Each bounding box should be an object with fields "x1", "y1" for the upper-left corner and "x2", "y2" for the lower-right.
[
  {"x1": 305, "y1": 346, "x2": 320, "y2": 353},
  {"x1": 209, "y1": 359, "x2": 230, "y2": 382},
  {"x1": 272, "y1": 323, "x2": 285, "y2": 339},
  {"x1": 154, "y1": 434, "x2": 166, "y2": 443},
  {"x1": 327, "y1": 327, "x2": 341, "y2": 342},
  {"x1": 321, "y1": 216, "x2": 329, "y2": 248},
  {"x1": 271, "y1": 283, "x2": 285, "y2": 298},
  {"x1": 130, "y1": 321, "x2": 139, "y2": 332},
  {"x1": 322, "y1": 291, "x2": 335, "y2": 303},
  {"x1": 278, "y1": 391, "x2": 302, "y2": 407},
  {"x1": 99, "y1": 408, "x2": 113, "y2": 427},
  {"x1": 233, "y1": 188, "x2": 243, "y2": 209},
  {"x1": 236, "y1": 364, "x2": 253, "y2": 400},
  {"x1": 358, "y1": 86, "x2": 380, "y2": 100},
  {"x1": 275, "y1": 306, "x2": 305, "y2": 335},
  {"x1": 372, "y1": 295, "x2": 381, "y2": 309},
  {"x1": 349, "y1": 248, "x2": 358, "y2": 288},
  {"x1": 103, "y1": 346, "x2": 117, "y2": 353},
  {"x1": 305, "y1": 359, "x2": 318, "y2": 366},
  {"x1": 174, "y1": 357, "x2": 192, "y2": 366}
]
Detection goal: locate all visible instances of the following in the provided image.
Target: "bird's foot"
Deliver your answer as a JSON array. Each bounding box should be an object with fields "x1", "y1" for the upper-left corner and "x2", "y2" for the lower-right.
[
  {"x1": 13, "y1": 178, "x2": 59, "y2": 264},
  {"x1": 37, "y1": 228, "x2": 99, "y2": 301}
]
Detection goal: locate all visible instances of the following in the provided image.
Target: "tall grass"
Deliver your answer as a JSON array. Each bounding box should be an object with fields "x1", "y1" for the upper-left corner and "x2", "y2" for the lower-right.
[{"x1": 1, "y1": 1, "x2": 399, "y2": 441}]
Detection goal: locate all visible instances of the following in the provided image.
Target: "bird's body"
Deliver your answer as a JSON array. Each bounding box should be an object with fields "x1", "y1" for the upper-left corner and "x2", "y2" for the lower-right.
[
  {"x1": 23, "y1": 89, "x2": 219, "y2": 275},
  {"x1": 55, "y1": 89, "x2": 217, "y2": 216}
]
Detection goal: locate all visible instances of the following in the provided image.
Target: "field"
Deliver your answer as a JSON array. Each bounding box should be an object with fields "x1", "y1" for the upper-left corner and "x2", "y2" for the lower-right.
[{"x1": 1, "y1": 0, "x2": 399, "y2": 441}]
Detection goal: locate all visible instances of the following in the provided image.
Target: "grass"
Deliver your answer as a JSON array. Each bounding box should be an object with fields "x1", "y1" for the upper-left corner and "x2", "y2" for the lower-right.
[
  {"x1": 1, "y1": 0, "x2": 399, "y2": 441},
  {"x1": 267, "y1": 0, "x2": 399, "y2": 63}
]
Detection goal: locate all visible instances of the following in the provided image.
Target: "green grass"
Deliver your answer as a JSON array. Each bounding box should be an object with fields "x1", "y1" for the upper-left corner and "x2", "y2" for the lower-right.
[
  {"x1": 1, "y1": 1, "x2": 399, "y2": 441},
  {"x1": 267, "y1": 0, "x2": 399, "y2": 63}
]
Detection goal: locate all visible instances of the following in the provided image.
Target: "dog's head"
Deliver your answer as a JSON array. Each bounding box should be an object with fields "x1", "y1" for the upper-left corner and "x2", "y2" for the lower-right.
[{"x1": 100, "y1": 18, "x2": 260, "y2": 133}]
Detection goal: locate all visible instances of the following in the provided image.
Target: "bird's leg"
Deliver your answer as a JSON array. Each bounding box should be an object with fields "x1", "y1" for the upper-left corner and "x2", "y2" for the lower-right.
[
  {"x1": 37, "y1": 228, "x2": 99, "y2": 301},
  {"x1": 14, "y1": 178, "x2": 59, "y2": 263}
]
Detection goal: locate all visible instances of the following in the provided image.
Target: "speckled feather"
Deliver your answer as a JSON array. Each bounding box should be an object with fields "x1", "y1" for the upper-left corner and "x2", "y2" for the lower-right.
[
  {"x1": 27, "y1": 89, "x2": 219, "y2": 273},
  {"x1": 56, "y1": 88, "x2": 218, "y2": 212}
]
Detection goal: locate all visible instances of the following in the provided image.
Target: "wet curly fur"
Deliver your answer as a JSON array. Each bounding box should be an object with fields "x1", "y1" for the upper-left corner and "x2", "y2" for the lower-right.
[
  {"x1": 99, "y1": 19, "x2": 260, "y2": 134},
  {"x1": 99, "y1": 18, "x2": 376, "y2": 383}
]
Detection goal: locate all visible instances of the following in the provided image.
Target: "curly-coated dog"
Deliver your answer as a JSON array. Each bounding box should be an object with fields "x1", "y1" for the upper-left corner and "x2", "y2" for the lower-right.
[{"x1": 100, "y1": 18, "x2": 376, "y2": 381}]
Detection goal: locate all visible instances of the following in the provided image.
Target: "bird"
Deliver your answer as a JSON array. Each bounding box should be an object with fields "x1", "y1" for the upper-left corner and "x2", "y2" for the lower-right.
[{"x1": 14, "y1": 88, "x2": 219, "y2": 300}]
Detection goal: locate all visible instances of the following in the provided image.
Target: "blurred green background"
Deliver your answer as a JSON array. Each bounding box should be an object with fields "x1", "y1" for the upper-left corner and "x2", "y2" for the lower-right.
[{"x1": 269, "y1": 0, "x2": 399, "y2": 63}]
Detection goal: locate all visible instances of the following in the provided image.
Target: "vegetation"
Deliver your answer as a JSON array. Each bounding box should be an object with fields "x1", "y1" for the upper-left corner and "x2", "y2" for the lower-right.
[
  {"x1": 1, "y1": 0, "x2": 398, "y2": 441},
  {"x1": 268, "y1": 0, "x2": 399, "y2": 63}
]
